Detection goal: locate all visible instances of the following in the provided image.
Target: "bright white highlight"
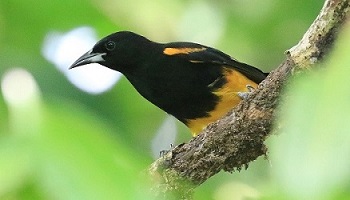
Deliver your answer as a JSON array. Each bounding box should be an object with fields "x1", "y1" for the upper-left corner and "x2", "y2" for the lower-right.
[
  {"x1": 1, "y1": 68, "x2": 40, "y2": 106},
  {"x1": 42, "y1": 27, "x2": 122, "y2": 94}
]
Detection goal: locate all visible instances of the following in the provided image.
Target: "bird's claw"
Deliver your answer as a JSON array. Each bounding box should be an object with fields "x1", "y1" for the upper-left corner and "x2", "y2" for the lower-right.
[
  {"x1": 238, "y1": 85, "x2": 255, "y2": 100},
  {"x1": 159, "y1": 143, "x2": 174, "y2": 157}
]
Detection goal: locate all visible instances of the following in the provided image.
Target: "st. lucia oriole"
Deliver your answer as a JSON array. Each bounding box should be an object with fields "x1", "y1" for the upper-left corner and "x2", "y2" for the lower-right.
[{"x1": 70, "y1": 31, "x2": 268, "y2": 136}]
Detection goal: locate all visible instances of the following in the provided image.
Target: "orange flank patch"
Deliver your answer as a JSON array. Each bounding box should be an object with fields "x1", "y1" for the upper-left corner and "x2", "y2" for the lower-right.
[
  {"x1": 187, "y1": 68, "x2": 258, "y2": 136},
  {"x1": 163, "y1": 47, "x2": 207, "y2": 56}
]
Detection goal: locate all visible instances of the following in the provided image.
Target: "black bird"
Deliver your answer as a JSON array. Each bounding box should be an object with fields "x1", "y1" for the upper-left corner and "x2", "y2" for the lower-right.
[{"x1": 70, "y1": 31, "x2": 268, "y2": 136}]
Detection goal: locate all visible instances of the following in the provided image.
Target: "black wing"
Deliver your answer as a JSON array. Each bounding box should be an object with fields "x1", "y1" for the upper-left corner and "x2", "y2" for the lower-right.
[{"x1": 163, "y1": 42, "x2": 268, "y2": 84}]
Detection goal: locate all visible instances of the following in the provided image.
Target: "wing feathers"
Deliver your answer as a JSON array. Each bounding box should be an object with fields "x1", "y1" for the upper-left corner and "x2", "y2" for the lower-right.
[{"x1": 163, "y1": 43, "x2": 268, "y2": 84}]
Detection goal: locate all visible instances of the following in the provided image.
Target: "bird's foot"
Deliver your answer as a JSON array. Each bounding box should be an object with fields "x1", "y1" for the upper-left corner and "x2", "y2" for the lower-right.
[
  {"x1": 238, "y1": 85, "x2": 255, "y2": 100},
  {"x1": 159, "y1": 143, "x2": 174, "y2": 157}
]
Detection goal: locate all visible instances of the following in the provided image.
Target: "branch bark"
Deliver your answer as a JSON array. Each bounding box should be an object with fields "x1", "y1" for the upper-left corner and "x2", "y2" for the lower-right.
[{"x1": 148, "y1": 0, "x2": 350, "y2": 199}]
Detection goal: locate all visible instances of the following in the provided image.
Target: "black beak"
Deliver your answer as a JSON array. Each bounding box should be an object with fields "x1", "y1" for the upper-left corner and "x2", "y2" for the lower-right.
[{"x1": 69, "y1": 50, "x2": 106, "y2": 69}]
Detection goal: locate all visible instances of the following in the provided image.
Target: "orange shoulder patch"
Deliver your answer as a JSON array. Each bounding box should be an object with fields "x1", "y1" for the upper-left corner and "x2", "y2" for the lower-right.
[{"x1": 163, "y1": 47, "x2": 207, "y2": 56}]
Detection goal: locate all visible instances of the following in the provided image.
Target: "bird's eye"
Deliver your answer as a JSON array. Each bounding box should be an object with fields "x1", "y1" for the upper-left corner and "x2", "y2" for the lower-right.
[{"x1": 105, "y1": 41, "x2": 116, "y2": 51}]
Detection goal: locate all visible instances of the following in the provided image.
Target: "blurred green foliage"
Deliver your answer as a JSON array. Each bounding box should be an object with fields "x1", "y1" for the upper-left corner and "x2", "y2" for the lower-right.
[
  {"x1": 1, "y1": 0, "x2": 349, "y2": 199},
  {"x1": 267, "y1": 24, "x2": 350, "y2": 200}
]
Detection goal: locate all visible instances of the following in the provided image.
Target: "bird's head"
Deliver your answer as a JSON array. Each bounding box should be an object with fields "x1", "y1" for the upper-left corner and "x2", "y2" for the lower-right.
[{"x1": 69, "y1": 31, "x2": 154, "y2": 72}]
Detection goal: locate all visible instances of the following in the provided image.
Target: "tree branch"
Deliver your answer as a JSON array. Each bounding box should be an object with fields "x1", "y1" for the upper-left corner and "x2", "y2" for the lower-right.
[{"x1": 148, "y1": 0, "x2": 350, "y2": 199}]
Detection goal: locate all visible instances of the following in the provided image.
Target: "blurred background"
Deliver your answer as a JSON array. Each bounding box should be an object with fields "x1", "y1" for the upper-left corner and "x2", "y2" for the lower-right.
[{"x1": 1, "y1": 0, "x2": 350, "y2": 199}]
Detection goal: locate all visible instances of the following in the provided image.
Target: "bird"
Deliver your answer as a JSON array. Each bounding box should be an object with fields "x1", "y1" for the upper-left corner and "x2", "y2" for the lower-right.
[{"x1": 70, "y1": 31, "x2": 268, "y2": 136}]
